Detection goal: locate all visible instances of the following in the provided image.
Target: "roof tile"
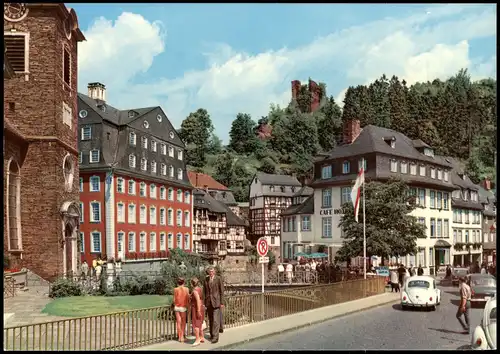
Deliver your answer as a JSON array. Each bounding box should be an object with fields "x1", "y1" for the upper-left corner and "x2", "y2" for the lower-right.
[{"x1": 188, "y1": 171, "x2": 228, "y2": 190}]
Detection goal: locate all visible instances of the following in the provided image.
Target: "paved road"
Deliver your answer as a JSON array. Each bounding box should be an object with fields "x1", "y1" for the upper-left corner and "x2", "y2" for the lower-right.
[{"x1": 231, "y1": 284, "x2": 483, "y2": 350}]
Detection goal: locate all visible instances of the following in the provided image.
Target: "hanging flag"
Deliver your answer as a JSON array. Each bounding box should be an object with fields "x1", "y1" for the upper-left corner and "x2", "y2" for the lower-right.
[{"x1": 351, "y1": 167, "x2": 365, "y2": 222}]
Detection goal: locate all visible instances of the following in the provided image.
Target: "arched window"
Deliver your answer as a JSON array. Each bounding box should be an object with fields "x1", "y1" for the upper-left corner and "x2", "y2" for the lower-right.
[{"x1": 7, "y1": 159, "x2": 22, "y2": 250}]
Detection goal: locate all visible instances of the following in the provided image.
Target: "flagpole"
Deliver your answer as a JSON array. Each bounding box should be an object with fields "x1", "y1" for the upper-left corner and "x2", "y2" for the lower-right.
[{"x1": 363, "y1": 159, "x2": 366, "y2": 280}]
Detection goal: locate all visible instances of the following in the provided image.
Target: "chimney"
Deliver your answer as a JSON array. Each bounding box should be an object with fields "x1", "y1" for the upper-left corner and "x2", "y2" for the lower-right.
[
  {"x1": 203, "y1": 184, "x2": 208, "y2": 193},
  {"x1": 88, "y1": 82, "x2": 106, "y2": 102},
  {"x1": 343, "y1": 119, "x2": 361, "y2": 145},
  {"x1": 291, "y1": 80, "x2": 301, "y2": 100},
  {"x1": 309, "y1": 79, "x2": 320, "y2": 112},
  {"x1": 482, "y1": 178, "x2": 492, "y2": 190}
]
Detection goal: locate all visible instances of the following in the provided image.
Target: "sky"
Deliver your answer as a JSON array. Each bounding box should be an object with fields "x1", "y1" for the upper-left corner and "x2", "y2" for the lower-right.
[{"x1": 70, "y1": 3, "x2": 497, "y2": 142}]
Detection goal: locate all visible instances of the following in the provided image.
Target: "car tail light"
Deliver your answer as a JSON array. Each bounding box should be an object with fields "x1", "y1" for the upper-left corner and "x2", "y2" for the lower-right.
[
  {"x1": 403, "y1": 296, "x2": 406, "y2": 300},
  {"x1": 476, "y1": 338, "x2": 482, "y2": 346},
  {"x1": 429, "y1": 297, "x2": 433, "y2": 301}
]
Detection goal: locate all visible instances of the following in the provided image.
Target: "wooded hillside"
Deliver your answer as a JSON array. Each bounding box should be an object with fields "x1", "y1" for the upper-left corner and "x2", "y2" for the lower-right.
[{"x1": 177, "y1": 69, "x2": 496, "y2": 202}]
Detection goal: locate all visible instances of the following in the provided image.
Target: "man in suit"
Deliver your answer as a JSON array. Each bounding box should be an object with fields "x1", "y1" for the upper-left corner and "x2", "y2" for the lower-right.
[{"x1": 204, "y1": 266, "x2": 224, "y2": 343}]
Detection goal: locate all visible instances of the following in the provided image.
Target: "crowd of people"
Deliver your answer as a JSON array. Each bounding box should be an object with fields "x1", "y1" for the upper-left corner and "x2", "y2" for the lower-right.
[
  {"x1": 172, "y1": 266, "x2": 225, "y2": 347},
  {"x1": 277, "y1": 259, "x2": 367, "y2": 284}
]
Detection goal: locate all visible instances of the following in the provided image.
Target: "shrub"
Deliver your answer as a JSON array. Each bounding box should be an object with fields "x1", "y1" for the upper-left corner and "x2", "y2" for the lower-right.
[{"x1": 49, "y1": 278, "x2": 83, "y2": 298}]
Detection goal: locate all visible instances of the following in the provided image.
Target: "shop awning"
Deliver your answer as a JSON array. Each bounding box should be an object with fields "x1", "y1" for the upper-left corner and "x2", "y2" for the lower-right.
[{"x1": 434, "y1": 240, "x2": 452, "y2": 248}]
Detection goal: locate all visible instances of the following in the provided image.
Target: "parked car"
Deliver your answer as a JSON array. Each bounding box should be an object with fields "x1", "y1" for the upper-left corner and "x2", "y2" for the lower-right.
[
  {"x1": 401, "y1": 276, "x2": 441, "y2": 311},
  {"x1": 471, "y1": 296, "x2": 496, "y2": 350},
  {"x1": 452, "y1": 268, "x2": 469, "y2": 286},
  {"x1": 468, "y1": 274, "x2": 497, "y2": 307}
]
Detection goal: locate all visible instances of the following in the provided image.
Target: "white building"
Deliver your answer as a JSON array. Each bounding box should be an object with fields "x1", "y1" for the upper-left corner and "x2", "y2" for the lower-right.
[{"x1": 282, "y1": 119, "x2": 460, "y2": 274}]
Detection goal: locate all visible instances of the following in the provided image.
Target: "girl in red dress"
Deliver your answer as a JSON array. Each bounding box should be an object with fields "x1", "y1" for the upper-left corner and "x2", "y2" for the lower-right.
[{"x1": 190, "y1": 277, "x2": 205, "y2": 346}]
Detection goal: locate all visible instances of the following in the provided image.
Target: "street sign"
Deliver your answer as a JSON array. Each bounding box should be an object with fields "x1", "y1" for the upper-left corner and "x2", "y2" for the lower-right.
[
  {"x1": 259, "y1": 256, "x2": 269, "y2": 264},
  {"x1": 257, "y1": 238, "x2": 269, "y2": 257}
]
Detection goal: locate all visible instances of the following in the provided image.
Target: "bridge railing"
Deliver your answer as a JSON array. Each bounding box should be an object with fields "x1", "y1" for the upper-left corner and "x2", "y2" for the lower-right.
[{"x1": 3, "y1": 277, "x2": 386, "y2": 351}]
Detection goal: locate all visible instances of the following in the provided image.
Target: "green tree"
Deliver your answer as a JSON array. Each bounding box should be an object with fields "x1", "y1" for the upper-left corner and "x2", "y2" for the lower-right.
[
  {"x1": 315, "y1": 96, "x2": 343, "y2": 152},
  {"x1": 336, "y1": 179, "x2": 426, "y2": 265},
  {"x1": 206, "y1": 133, "x2": 223, "y2": 155},
  {"x1": 368, "y1": 74, "x2": 391, "y2": 127},
  {"x1": 258, "y1": 157, "x2": 276, "y2": 174},
  {"x1": 179, "y1": 109, "x2": 214, "y2": 167},
  {"x1": 228, "y1": 113, "x2": 259, "y2": 154},
  {"x1": 342, "y1": 86, "x2": 360, "y2": 123},
  {"x1": 388, "y1": 76, "x2": 410, "y2": 133},
  {"x1": 213, "y1": 152, "x2": 236, "y2": 187}
]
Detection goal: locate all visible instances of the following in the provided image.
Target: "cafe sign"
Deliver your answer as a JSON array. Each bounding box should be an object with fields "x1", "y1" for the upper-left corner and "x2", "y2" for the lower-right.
[{"x1": 319, "y1": 208, "x2": 344, "y2": 216}]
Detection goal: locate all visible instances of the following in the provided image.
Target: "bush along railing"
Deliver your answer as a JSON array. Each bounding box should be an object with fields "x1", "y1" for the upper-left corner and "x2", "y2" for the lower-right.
[{"x1": 3, "y1": 277, "x2": 386, "y2": 351}]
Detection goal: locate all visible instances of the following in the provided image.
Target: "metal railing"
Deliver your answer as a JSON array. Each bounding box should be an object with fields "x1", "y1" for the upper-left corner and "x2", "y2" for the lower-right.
[{"x1": 3, "y1": 277, "x2": 385, "y2": 351}]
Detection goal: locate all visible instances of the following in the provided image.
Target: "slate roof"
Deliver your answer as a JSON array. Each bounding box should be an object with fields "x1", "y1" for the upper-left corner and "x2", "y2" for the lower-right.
[
  {"x1": 188, "y1": 171, "x2": 228, "y2": 190},
  {"x1": 211, "y1": 190, "x2": 238, "y2": 206},
  {"x1": 256, "y1": 172, "x2": 301, "y2": 186},
  {"x1": 445, "y1": 156, "x2": 479, "y2": 191},
  {"x1": 282, "y1": 195, "x2": 314, "y2": 216},
  {"x1": 293, "y1": 186, "x2": 314, "y2": 197},
  {"x1": 193, "y1": 189, "x2": 246, "y2": 226},
  {"x1": 477, "y1": 185, "x2": 496, "y2": 217},
  {"x1": 451, "y1": 198, "x2": 484, "y2": 211},
  {"x1": 321, "y1": 125, "x2": 452, "y2": 168}
]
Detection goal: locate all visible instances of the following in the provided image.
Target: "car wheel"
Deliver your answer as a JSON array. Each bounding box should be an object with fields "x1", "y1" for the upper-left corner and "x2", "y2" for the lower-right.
[
  {"x1": 437, "y1": 297, "x2": 440, "y2": 306},
  {"x1": 401, "y1": 304, "x2": 407, "y2": 311},
  {"x1": 431, "y1": 305, "x2": 436, "y2": 311}
]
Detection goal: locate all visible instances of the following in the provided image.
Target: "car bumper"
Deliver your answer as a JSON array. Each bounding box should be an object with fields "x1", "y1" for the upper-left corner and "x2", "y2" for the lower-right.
[{"x1": 402, "y1": 302, "x2": 435, "y2": 307}]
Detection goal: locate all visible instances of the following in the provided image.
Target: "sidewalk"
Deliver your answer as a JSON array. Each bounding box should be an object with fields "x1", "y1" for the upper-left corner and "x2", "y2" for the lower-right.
[{"x1": 135, "y1": 292, "x2": 400, "y2": 351}]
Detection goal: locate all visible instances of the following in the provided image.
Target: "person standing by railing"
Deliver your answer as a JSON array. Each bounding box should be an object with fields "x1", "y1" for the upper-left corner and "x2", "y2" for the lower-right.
[
  {"x1": 278, "y1": 263, "x2": 284, "y2": 283},
  {"x1": 173, "y1": 278, "x2": 189, "y2": 343},
  {"x1": 190, "y1": 277, "x2": 204, "y2": 347},
  {"x1": 286, "y1": 263, "x2": 293, "y2": 284},
  {"x1": 203, "y1": 267, "x2": 224, "y2": 344}
]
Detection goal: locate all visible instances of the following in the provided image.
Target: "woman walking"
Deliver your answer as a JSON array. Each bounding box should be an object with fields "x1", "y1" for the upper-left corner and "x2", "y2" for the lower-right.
[
  {"x1": 173, "y1": 278, "x2": 190, "y2": 343},
  {"x1": 190, "y1": 277, "x2": 205, "y2": 346}
]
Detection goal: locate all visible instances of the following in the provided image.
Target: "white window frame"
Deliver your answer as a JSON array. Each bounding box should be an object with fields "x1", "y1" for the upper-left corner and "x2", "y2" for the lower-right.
[
  {"x1": 401, "y1": 162, "x2": 408, "y2": 174},
  {"x1": 168, "y1": 145, "x2": 174, "y2": 157},
  {"x1": 160, "y1": 186, "x2": 166, "y2": 200},
  {"x1": 341, "y1": 187, "x2": 352, "y2": 205},
  {"x1": 150, "y1": 184, "x2": 157, "y2": 199},
  {"x1": 419, "y1": 165, "x2": 426, "y2": 177},
  {"x1": 410, "y1": 163, "x2": 417, "y2": 175},
  {"x1": 168, "y1": 188, "x2": 174, "y2": 201},
  {"x1": 79, "y1": 152, "x2": 83, "y2": 164},
  {"x1": 150, "y1": 232, "x2": 157, "y2": 251},
  {"x1": 342, "y1": 161, "x2": 350, "y2": 174},
  {"x1": 184, "y1": 233, "x2": 190, "y2": 249},
  {"x1": 89, "y1": 176, "x2": 100, "y2": 192},
  {"x1": 116, "y1": 177, "x2": 124, "y2": 193},
  {"x1": 176, "y1": 233, "x2": 182, "y2": 249},
  {"x1": 117, "y1": 231, "x2": 125, "y2": 254},
  {"x1": 437, "y1": 169, "x2": 443, "y2": 180},
  {"x1": 322, "y1": 217, "x2": 332, "y2": 238},
  {"x1": 90, "y1": 201, "x2": 101, "y2": 223},
  {"x1": 127, "y1": 231, "x2": 135, "y2": 252},
  {"x1": 168, "y1": 208, "x2": 174, "y2": 226},
  {"x1": 178, "y1": 149, "x2": 183, "y2": 161},
  {"x1": 444, "y1": 171, "x2": 449, "y2": 182},
  {"x1": 184, "y1": 191, "x2": 190, "y2": 204},
  {"x1": 430, "y1": 168, "x2": 436, "y2": 179},
  {"x1": 79, "y1": 177, "x2": 83, "y2": 192},
  {"x1": 184, "y1": 211, "x2": 190, "y2": 227},
  {"x1": 141, "y1": 136, "x2": 148, "y2": 149},
  {"x1": 140, "y1": 205, "x2": 147, "y2": 224},
  {"x1": 4, "y1": 32, "x2": 30, "y2": 74},
  {"x1": 168, "y1": 233, "x2": 174, "y2": 249},
  {"x1": 128, "y1": 203, "x2": 136, "y2": 224},
  {"x1": 129, "y1": 154, "x2": 136, "y2": 168},
  {"x1": 161, "y1": 163, "x2": 167, "y2": 176},
  {"x1": 79, "y1": 232, "x2": 84, "y2": 253},
  {"x1": 160, "y1": 233, "x2": 166, "y2": 251},
  {"x1": 141, "y1": 158, "x2": 147, "y2": 171},
  {"x1": 160, "y1": 207, "x2": 166, "y2": 225},
  {"x1": 90, "y1": 150, "x2": 100, "y2": 163},
  {"x1": 150, "y1": 206, "x2": 157, "y2": 225},
  {"x1": 177, "y1": 168, "x2": 183, "y2": 180},
  {"x1": 176, "y1": 210, "x2": 183, "y2": 226},
  {"x1": 128, "y1": 180, "x2": 136, "y2": 195},
  {"x1": 81, "y1": 126, "x2": 92, "y2": 140},
  {"x1": 117, "y1": 202, "x2": 125, "y2": 223},
  {"x1": 177, "y1": 189, "x2": 183, "y2": 202},
  {"x1": 91, "y1": 231, "x2": 102, "y2": 253},
  {"x1": 129, "y1": 132, "x2": 136, "y2": 146},
  {"x1": 302, "y1": 216, "x2": 311, "y2": 231},
  {"x1": 160, "y1": 143, "x2": 167, "y2": 155},
  {"x1": 151, "y1": 140, "x2": 157, "y2": 152},
  {"x1": 322, "y1": 165, "x2": 332, "y2": 179},
  {"x1": 169, "y1": 165, "x2": 174, "y2": 178},
  {"x1": 79, "y1": 202, "x2": 84, "y2": 223},
  {"x1": 151, "y1": 161, "x2": 157, "y2": 174},
  {"x1": 140, "y1": 182, "x2": 147, "y2": 197},
  {"x1": 390, "y1": 159, "x2": 398, "y2": 173},
  {"x1": 139, "y1": 232, "x2": 146, "y2": 252},
  {"x1": 322, "y1": 189, "x2": 332, "y2": 208}
]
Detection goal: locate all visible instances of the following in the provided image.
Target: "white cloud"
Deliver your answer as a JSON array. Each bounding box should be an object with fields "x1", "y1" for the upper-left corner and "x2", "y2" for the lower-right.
[{"x1": 77, "y1": 5, "x2": 496, "y2": 141}]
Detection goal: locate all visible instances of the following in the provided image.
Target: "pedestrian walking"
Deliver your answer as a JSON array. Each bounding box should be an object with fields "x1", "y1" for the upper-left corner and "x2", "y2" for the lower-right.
[
  {"x1": 203, "y1": 267, "x2": 224, "y2": 344},
  {"x1": 278, "y1": 263, "x2": 284, "y2": 283},
  {"x1": 456, "y1": 276, "x2": 472, "y2": 334},
  {"x1": 397, "y1": 264, "x2": 405, "y2": 286},
  {"x1": 389, "y1": 270, "x2": 400, "y2": 292},
  {"x1": 417, "y1": 264, "x2": 424, "y2": 276},
  {"x1": 286, "y1": 263, "x2": 293, "y2": 284}
]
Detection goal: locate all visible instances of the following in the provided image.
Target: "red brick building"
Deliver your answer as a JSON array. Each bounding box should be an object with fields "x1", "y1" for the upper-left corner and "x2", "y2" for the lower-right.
[
  {"x1": 3, "y1": 3, "x2": 85, "y2": 280},
  {"x1": 78, "y1": 83, "x2": 193, "y2": 266}
]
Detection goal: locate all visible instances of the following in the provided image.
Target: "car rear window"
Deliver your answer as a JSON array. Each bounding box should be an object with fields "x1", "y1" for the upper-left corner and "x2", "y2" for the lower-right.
[
  {"x1": 408, "y1": 280, "x2": 430, "y2": 288},
  {"x1": 490, "y1": 307, "x2": 496, "y2": 322},
  {"x1": 471, "y1": 278, "x2": 496, "y2": 287}
]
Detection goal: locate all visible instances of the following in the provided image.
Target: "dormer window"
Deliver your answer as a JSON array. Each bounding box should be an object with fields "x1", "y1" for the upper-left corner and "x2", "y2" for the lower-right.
[
  {"x1": 270, "y1": 185, "x2": 275, "y2": 192},
  {"x1": 128, "y1": 111, "x2": 136, "y2": 118},
  {"x1": 280, "y1": 186, "x2": 285, "y2": 193},
  {"x1": 384, "y1": 136, "x2": 396, "y2": 148},
  {"x1": 423, "y1": 148, "x2": 434, "y2": 157},
  {"x1": 321, "y1": 165, "x2": 332, "y2": 179},
  {"x1": 342, "y1": 161, "x2": 350, "y2": 174}
]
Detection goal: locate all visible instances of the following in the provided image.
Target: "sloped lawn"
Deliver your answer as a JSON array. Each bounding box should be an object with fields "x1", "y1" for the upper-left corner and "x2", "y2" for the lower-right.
[{"x1": 42, "y1": 295, "x2": 172, "y2": 317}]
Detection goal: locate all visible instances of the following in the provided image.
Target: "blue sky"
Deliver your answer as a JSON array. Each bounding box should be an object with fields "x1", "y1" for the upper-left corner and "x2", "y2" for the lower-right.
[{"x1": 70, "y1": 3, "x2": 496, "y2": 142}]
